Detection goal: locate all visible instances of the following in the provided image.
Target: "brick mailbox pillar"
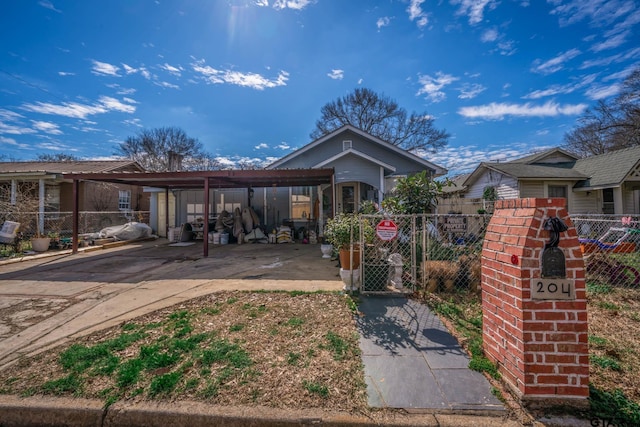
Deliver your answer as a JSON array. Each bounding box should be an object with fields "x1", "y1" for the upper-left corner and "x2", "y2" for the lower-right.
[{"x1": 481, "y1": 198, "x2": 589, "y2": 407}]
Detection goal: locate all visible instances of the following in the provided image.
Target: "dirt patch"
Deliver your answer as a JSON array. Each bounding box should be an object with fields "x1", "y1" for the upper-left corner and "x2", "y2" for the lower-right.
[{"x1": 0, "y1": 298, "x2": 74, "y2": 338}]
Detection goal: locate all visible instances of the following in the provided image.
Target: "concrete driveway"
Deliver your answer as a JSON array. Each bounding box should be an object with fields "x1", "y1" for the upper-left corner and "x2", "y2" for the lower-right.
[{"x1": 0, "y1": 239, "x2": 343, "y2": 369}]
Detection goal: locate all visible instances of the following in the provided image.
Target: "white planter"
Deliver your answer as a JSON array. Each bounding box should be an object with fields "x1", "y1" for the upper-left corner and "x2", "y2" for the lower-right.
[
  {"x1": 320, "y1": 244, "x2": 333, "y2": 258},
  {"x1": 339, "y1": 268, "x2": 360, "y2": 291},
  {"x1": 31, "y1": 237, "x2": 51, "y2": 252}
]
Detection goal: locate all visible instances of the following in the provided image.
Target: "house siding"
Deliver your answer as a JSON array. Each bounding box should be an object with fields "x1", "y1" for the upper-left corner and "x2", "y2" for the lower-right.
[
  {"x1": 331, "y1": 153, "x2": 381, "y2": 188},
  {"x1": 274, "y1": 130, "x2": 431, "y2": 176},
  {"x1": 520, "y1": 181, "x2": 545, "y2": 198},
  {"x1": 571, "y1": 192, "x2": 599, "y2": 214},
  {"x1": 466, "y1": 170, "x2": 518, "y2": 199}
]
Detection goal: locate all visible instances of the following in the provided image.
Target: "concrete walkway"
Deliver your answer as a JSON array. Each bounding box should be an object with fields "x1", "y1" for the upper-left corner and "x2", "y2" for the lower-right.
[
  {"x1": 0, "y1": 240, "x2": 520, "y2": 425},
  {"x1": 357, "y1": 296, "x2": 505, "y2": 413}
]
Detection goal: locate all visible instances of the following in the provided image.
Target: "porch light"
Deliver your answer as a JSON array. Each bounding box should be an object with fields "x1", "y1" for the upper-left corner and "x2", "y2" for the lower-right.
[{"x1": 249, "y1": 187, "x2": 255, "y2": 199}]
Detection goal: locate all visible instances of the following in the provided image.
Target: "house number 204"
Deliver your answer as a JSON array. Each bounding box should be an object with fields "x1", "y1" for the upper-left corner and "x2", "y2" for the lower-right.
[{"x1": 532, "y1": 279, "x2": 576, "y2": 300}]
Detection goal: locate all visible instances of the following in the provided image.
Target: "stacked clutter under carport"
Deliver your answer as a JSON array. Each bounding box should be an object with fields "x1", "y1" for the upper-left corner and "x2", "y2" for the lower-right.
[{"x1": 211, "y1": 207, "x2": 268, "y2": 244}]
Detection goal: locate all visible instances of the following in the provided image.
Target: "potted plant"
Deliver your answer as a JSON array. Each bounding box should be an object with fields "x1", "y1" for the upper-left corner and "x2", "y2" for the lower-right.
[
  {"x1": 30, "y1": 212, "x2": 51, "y2": 252},
  {"x1": 324, "y1": 213, "x2": 374, "y2": 269}
]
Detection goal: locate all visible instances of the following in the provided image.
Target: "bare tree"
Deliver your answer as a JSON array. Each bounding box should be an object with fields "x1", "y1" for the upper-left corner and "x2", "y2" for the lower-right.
[
  {"x1": 89, "y1": 182, "x2": 117, "y2": 211},
  {"x1": 564, "y1": 67, "x2": 640, "y2": 156},
  {"x1": 115, "y1": 127, "x2": 217, "y2": 171},
  {"x1": 35, "y1": 153, "x2": 79, "y2": 161},
  {"x1": 311, "y1": 87, "x2": 449, "y2": 152}
]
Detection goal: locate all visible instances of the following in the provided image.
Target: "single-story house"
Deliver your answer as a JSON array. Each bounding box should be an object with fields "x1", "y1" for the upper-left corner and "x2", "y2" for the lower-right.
[
  {"x1": 0, "y1": 160, "x2": 149, "y2": 235},
  {"x1": 60, "y1": 125, "x2": 448, "y2": 256},
  {"x1": 452, "y1": 146, "x2": 640, "y2": 214},
  {"x1": 147, "y1": 124, "x2": 447, "y2": 239},
  {"x1": 267, "y1": 124, "x2": 447, "y2": 227}
]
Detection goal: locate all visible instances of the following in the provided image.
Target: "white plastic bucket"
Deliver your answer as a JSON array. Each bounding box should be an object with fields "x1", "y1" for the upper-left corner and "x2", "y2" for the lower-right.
[
  {"x1": 167, "y1": 227, "x2": 179, "y2": 242},
  {"x1": 210, "y1": 232, "x2": 220, "y2": 244},
  {"x1": 220, "y1": 233, "x2": 229, "y2": 245}
]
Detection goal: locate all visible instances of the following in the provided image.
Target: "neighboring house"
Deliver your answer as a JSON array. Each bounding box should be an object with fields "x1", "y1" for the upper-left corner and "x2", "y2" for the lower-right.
[
  {"x1": 456, "y1": 146, "x2": 640, "y2": 214},
  {"x1": 0, "y1": 160, "x2": 149, "y2": 234}
]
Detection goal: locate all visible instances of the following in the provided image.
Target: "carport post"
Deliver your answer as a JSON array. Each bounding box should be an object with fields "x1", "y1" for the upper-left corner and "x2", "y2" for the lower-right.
[
  {"x1": 203, "y1": 177, "x2": 209, "y2": 257},
  {"x1": 165, "y1": 188, "x2": 169, "y2": 239},
  {"x1": 72, "y1": 179, "x2": 79, "y2": 254}
]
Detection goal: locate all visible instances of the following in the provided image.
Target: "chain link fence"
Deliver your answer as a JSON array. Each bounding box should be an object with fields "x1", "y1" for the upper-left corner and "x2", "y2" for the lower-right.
[
  {"x1": 354, "y1": 213, "x2": 640, "y2": 295},
  {"x1": 1, "y1": 211, "x2": 150, "y2": 255},
  {"x1": 572, "y1": 215, "x2": 640, "y2": 289},
  {"x1": 358, "y1": 214, "x2": 488, "y2": 294}
]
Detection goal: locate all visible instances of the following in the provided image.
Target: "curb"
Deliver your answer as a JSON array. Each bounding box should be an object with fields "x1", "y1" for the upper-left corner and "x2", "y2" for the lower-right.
[{"x1": 0, "y1": 396, "x2": 523, "y2": 427}]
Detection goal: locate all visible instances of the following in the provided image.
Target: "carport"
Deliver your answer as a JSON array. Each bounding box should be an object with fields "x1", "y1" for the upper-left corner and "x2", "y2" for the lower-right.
[{"x1": 62, "y1": 168, "x2": 334, "y2": 257}]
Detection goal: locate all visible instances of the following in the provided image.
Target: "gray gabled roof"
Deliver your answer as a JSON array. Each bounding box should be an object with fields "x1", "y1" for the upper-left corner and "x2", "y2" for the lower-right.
[
  {"x1": 573, "y1": 145, "x2": 640, "y2": 189},
  {"x1": 505, "y1": 147, "x2": 578, "y2": 164},
  {"x1": 485, "y1": 162, "x2": 587, "y2": 180},
  {"x1": 267, "y1": 124, "x2": 447, "y2": 176},
  {"x1": 0, "y1": 160, "x2": 144, "y2": 175}
]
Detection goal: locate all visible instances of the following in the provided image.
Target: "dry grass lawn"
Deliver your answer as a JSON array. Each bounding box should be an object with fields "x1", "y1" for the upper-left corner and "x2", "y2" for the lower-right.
[{"x1": 0, "y1": 291, "x2": 369, "y2": 414}]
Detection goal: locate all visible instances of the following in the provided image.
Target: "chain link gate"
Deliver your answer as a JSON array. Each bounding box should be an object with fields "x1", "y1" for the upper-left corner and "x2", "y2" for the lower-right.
[
  {"x1": 357, "y1": 214, "x2": 488, "y2": 295},
  {"x1": 359, "y1": 214, "x2": 416, "y2": 293}
]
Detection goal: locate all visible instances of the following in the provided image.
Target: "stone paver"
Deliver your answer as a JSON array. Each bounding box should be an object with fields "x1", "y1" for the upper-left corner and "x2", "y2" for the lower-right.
[{"x1": 356, "y1": 295, "x2": 505, "y2": 412}]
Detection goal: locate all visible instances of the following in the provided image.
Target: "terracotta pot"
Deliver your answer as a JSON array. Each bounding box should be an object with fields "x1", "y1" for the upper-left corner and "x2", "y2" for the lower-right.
[{"x1": 339, "y1": 247, "x2": 361, "y2": 270}]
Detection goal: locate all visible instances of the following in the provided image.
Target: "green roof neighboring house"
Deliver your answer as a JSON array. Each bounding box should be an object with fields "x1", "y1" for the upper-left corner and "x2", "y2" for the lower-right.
[{"x1": 458, "y1": 146, "x2": 640, "y2": 214}]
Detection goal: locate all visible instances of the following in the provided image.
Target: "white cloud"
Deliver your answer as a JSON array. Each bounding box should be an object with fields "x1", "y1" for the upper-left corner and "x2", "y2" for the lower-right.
[
  {"x1": 407, "y1": 0, "x2": 429, "y2": 28},
  {"x1": 122, "y1": 64, "x2": 137, "y2": 74},
  {"x1": 155, "y1": 81, "x2": 180, "y2": 89},
  {"x1": 590, "y1": 30, "x2": 630, "y2": 52},
  {"x1": 58, "y1": 71, "x2": 75, "y2": 76},
  {"x1": 585, "y1": 83, "x2": 621, "y2": 100},
  {"x1": 327, "y1": 69, "x2": 344, "y2": 80},
  {"x1": 255, "y1": 143, "x2": 269, "y2": 149},
  {"x1": 458, "y1": 101, "x2": 588, "y2": 120},
  {"x1": 91, "y1": 60, "x2": 120, "y2": 77},
  {"x1": 531, "y1": 48, "x2": 581, "y2": 74},
  {"x1": 21, "y1": 96, "x2": 136, "y2": 119},
  {"x1": 255, "y1": 0, "x2": 269, "y2": 6},
  {"x1": 272, "y1": 0, "x2": 313, "y2": 10},
  {"x1": 457, "y1": 83, "x2": 486, "y2": 99},
  {"x1": 276, "y1": 142, "x2": 290, "y2": 150},
  {"x1": 481, "y1": 28, "x2": 498, "y2": 42},
  {"x1": 549, "y1": 0, "x2": 636, "y2": 28},
  {"x1": 416, "y1": 72, "x2": 459, "y2": 102},
  {"x1": 0, "y1": 109, "x2": 25, "y2": 121},
  {"x1": 497, "y1": 40, "x2": 517, "y2": 56},
  {"x1": 38, "y1": 0, "x2": 61, "y2": 13},
  {"x1": 523, "y1": 74, "x2": 597, "y2": 99},
  {"x1": 580, "y1": 46, "x2": 640, "y2": 68},
  {"x1": 191, "y1": 60, "x2": 289, "y2": 90},
  {"x1": 377, "y1": 17, "x2": 391, "y2": 30},
  {"x1": 214, "y1": 156, "x2": 236, "y2": 168},
  {"x1": 450, "y1": 0, "x2": 497, "y2": 25},
  {"x1": 424, "y1": 143, "x2": 538, "y2": 175},
  {"x1": 159, "y1": 63, "x2": 183, "y2": 76},
  {"x1": 31, "y1": 120, "x2": 63, "y2": 135},
  {"x1": 123, "y1": 118, "x2": 143, "y2": 127},
  {"x1": 121, "y1": 64, "x2": 152, "y2": 80}
]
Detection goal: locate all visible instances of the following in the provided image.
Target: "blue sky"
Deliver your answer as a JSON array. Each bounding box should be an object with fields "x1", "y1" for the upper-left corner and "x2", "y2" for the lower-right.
[{"x1": 1, "y1": 0, "x2": 639, "y2": 176}]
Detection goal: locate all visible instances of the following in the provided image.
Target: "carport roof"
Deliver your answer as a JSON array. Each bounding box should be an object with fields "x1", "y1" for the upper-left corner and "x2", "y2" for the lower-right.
[{"x1": 62, "y1": 168, "x2": 334, "y2": 189}]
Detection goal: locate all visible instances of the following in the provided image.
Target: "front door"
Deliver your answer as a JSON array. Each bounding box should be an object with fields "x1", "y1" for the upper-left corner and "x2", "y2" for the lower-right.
[{"x1": 338, "y1": 183, "x2": 357, "y2": 214}]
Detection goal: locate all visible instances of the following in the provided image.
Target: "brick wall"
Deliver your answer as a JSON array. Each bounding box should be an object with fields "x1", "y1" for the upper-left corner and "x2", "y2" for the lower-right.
[{"x1": 481, "y1": 198, "x2": 589, "y2": 406}]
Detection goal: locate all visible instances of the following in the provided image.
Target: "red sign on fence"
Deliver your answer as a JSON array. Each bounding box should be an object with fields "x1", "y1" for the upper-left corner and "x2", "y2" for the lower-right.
[{"x1": 376, "y1": 220, "x2": 398, "y2": 241}]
